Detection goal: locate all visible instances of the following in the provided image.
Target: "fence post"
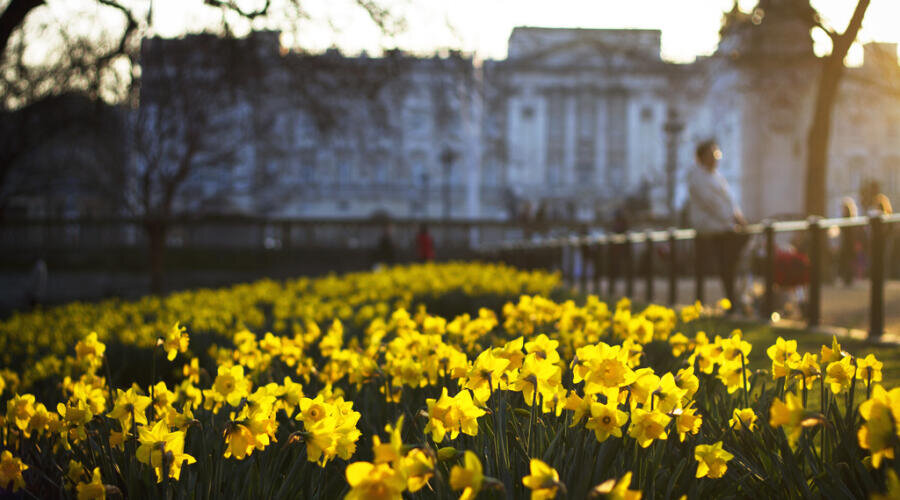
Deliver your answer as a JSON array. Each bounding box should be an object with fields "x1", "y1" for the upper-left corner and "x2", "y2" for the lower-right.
[
  {"x1": 694, "y1": 235, "x2": 704, "y2": 304},
  {"x1": 645, "y1": 232, "x2": 654, "y2": 303},
  {"x1": 869, "y1": 214, "x2": 885, "y2": 339},
  {"x1": 549, "y1": 242, "x2": 557, "y2": 273},
  {"x1": 281, "y1": 221, "x2": 292, "y2": 252},
  {"x1": 580, "y1": 240, "x2": 590, "y2": 292},
  {"x1": 807, "y1": 217, "x2": 821, "y2": 327},
  {"x1": 594, "y1": 238, "x2": 605, "y2": 294},
  {"x1": 625, "y1": 235, "x2": 634, "y2": 298},
  {"x1": 763, "y1": 222, "x2": 775, "y2": 321},
  {"x1": 667, "y1": 230, "x2": 678, "y2": 305},
  {"x1": 606, "y1": 239, "x2": 616, "y2": 298}
]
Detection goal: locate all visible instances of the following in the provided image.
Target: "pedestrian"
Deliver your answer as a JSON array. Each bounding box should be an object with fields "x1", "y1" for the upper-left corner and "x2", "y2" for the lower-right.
[
  {"x1": 687, "y1": 140, "x2": 747, "y2": 309},
  {"x1": 373, "y1": 222, "x2": 396, "y2": 269},
  {"x1": 415, "y1": 224, "x2": 435, "y2": 262},
  {"x1": 838, "y1": 197, "x2": 860, "y2": 286},
  {"x1": 26, "y1": 256, "x2": 48, "y2": 309}
]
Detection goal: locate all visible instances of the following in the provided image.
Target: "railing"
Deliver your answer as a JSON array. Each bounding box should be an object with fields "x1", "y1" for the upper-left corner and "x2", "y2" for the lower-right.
[
  {"x1": 483, "y1": 214, "x2": 900, "y2": 339},
  {"x1": 0, "y1": 215, "x2": 599, "y2": 253}
]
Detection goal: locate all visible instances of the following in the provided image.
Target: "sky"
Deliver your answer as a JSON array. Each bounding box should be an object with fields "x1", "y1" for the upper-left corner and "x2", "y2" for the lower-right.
[{"x1": 141, "y1": 0, "x2": 900, "y2": 64}]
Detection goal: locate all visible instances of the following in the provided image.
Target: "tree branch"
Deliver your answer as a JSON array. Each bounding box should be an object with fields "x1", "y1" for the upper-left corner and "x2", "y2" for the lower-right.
[
  {"x1": 202, "y1": 0, "x2": 272, "y2": 20},
  {"x1": 834, "y1": 0, "x2": 870, "y2": 53}
]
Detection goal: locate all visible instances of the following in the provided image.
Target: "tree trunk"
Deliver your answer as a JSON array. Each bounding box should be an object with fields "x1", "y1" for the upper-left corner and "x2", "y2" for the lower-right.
[
  {"x1": 805, "y1": 60, "x2": 843, "y2": 216},
  {"x1": 804, "y1": 0, "x2": 871, "y2": 216},
  {"x1": 145, "y1": 219, "x2": 167, "y2": 295},
  {"x1": 0, "y1": 0, "x2": 44, "y2": 64}
]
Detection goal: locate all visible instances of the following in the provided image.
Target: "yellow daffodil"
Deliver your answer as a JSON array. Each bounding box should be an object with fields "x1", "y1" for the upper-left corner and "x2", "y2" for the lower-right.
[
  {"x1": 694, "y1": 441, "x2": 733, "y2": 478},
  {"x1": 855, "y1": 354, "x2": 883, "y2": 386},
  {"x1": 135, "y1": 419, "x2": 195, "y2": 482},
  {"x1": 204, "y1": 364, "x2": 252, "y2": 409},
  {"x1": 463, "y1": 350, "x2": 509, "y2": 403},
  {"x1": 729, "y1": 408, "x2": 758, "y2": 431},
  {"x1": 400, "y1": 449, "x2": 435, "y2": 492},
  {"x1": 76, "y1": 467, "x2": 106, "y2": 500},
  {"x1": 6, "y1": 393, "x2": 36, "y2": 432},
  {"x1": 766, "y1": 337, "x2": 799, "y2": 379},
  {"x1": 107, "y1": 388, "x2": 151, "y2": 431},
  {"x1": 424, "y1": 388, "x2": 485, "y2": 442},
  {"x1": 449, "y1": 451, "x2": 483, "y2": 500},
  {"x1": 628, "y1": 407, "x2": 671, "y2": 448},
  {"x1": 820, "y1": 336, "x2": 845, "y2": 364},
  {"x1": 674, "y1": 403, "x2": 703, "y2": 442},
  {"x1": 182, "y1": 358, "x2": 200, "y2": 384},
  {"x1": 223, "y1": 423, "x2": 256, "y2": 460},
  {"x1": 74, "y1": 332, "x2": 106, "y2": 369},
  {"x1": 858, "y1": 384, "x2": 900, "y2": 468},
  {"x1": 0, "y1": 451, "x2": 28, "y2": 492},
  {"x1": 522, "y1": 459, "x2": 562, "y2": 500},
  {"x1": 344, "y1": 461, "x2": 406, "y2": 500},
  {"x1": 67, "y1": 460, "x2": 86, "y2": 484},
  {"x1": 584, "y1": 395, "x2": 627, "y2": 443},
  {"x1": 769, "y1": 392, "x2": 808, "y2": 444},
  {"x1": 590, "y1": 471, "x2": 642, "y2": 499},
  {"x1": 825, "y1": 356, "x2": 855, "y2": 394},
  {"x1": 162, "y1": 323, "x2": 189, "y2": 361}
]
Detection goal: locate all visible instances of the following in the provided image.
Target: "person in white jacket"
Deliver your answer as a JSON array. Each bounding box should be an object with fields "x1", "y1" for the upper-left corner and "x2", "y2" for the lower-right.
[{"x1": 687, "y1": 140, "x2": 747, "y2": 307}]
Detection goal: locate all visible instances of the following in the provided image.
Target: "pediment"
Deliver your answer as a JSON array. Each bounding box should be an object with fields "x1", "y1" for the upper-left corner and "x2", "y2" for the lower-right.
[{"x1": 507, "y1": 39, "x2": 660, "y2": 70}]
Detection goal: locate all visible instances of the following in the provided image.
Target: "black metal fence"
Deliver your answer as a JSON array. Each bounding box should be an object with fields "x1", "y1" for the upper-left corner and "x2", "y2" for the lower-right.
[
  {"x1": 0, "y1": 215, "x2": 597, "y2": 261},
  {"x1": 485, "y1": 214, "x2": 900, "y2": 339}
]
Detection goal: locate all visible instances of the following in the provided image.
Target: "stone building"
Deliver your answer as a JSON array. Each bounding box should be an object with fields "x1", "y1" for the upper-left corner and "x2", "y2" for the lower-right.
[
  {"x1": 137, "y1": 0, "x2": 900, "y2": 223},
  {"x1": 140, "y1": 31, "x2": 483, "y2": 220}
]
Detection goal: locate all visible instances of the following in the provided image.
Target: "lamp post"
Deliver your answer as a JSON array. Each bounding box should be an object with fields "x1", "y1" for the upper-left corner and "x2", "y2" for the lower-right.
[
  {"x1": 663, "y1": 107, "x2": 684, "y2": 227},
  {"x1": 440, "y1": 148, "x2": 458, "y2": 220}
]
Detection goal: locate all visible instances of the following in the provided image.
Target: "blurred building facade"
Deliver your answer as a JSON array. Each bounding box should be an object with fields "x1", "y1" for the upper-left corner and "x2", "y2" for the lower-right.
[{"x1": 132, "y1": 0, "x2": 900, "y2": 222}]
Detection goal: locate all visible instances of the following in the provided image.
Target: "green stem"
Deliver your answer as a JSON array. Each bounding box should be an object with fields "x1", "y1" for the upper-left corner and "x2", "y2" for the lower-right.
[
  {"x1": 820, "y1": 375, "x2": 827, "y2": 465},
  {"x1": 150, "y1": 347, "x2": 157, "y2": 421},
  {"x1": 740, "y1": 351, "x2": 750, "y2": 408},
  {"x1": 866, "y1": 369, "x2": 872, "y2": 400},
  {"x1": 527, "y1": 385, "x2": 537, "y2": 457}
]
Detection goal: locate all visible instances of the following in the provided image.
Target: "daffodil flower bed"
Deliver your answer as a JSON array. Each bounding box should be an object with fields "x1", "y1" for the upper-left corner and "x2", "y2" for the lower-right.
[{"x1": 0, "y1": 262, "x2": 897, "y2": 498}]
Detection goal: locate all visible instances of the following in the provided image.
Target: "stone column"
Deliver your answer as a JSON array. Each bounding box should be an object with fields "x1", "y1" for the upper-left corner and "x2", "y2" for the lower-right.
[
  {"x1": 535, "y1": 92, "x2": 548, "y2": 191},
  {"x1": 606, "y1": 88, "x2": 629, "y2": 194},
  {"x1": 595, "y1": 91, "x2": 607, "y2": 192},
  {"x1": 564, "y1": 89, "x2": 577, "y2": 187}
]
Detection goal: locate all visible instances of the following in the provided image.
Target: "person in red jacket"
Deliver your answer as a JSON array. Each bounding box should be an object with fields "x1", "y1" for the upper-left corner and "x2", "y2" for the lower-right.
[{"x1": 416, "y1": 224, "x2": 435, "y2": 262}]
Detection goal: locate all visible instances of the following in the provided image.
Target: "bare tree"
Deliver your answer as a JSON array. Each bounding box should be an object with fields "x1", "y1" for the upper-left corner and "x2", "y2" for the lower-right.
[
  {"x1": 0, "y1": 0, "x2": 404, "y2": 95},
  {"x1": 804, "y1": 0, "x2": 872, "y2": 216},
  {"x1": 1, "y1": 0, "x2": 407, "y2": 293},
  {"x1": 0, "y1": 93, "x2": 126, "y2": 217},
  {"x1": 102, "y1": 37, "x2": 247, "y2": 293}
]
